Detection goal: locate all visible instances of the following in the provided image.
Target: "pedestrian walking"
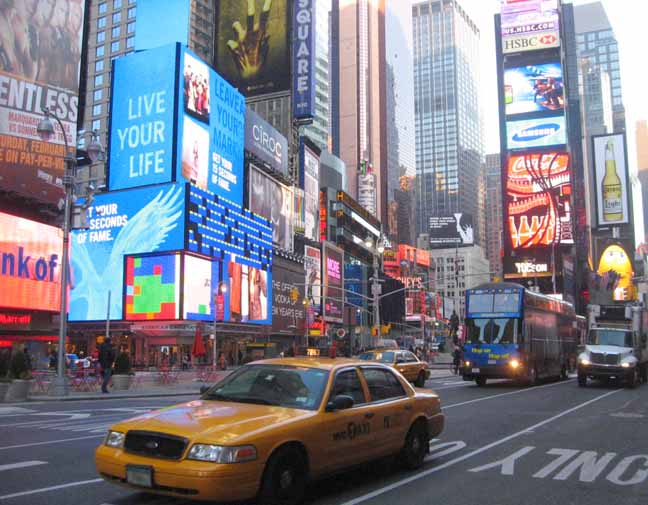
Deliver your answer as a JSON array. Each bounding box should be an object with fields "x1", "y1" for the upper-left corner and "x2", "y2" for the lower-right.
[
  {"x1": 452, "y1": 344, "x2": 464, "y2": 375},
  {"x1": 98, "y1": 337, "x2": 116, "y2": 394}
]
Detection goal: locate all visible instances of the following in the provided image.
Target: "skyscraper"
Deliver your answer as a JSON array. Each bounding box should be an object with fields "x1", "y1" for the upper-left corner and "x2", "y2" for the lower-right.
[
  {"x1": 574, "y1": 2, "x2": 625, "y2": 133},
  {"x1": 483, "y1": 153, "x2": 503, "y2": 279},
  {"x1": 78, "y1": 0, "x2": 216, "y2": 190},
  {"x1": 412, "y1": 0, "x2": 483, "y2": 241}
]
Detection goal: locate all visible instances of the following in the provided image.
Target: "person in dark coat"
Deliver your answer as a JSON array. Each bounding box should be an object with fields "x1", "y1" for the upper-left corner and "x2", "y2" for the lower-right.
[{"x1": 98, "y1": 337, "x2": 116, "y2": 393}]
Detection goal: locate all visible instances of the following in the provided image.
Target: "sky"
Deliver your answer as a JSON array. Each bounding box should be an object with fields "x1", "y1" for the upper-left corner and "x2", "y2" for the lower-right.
[{"x1": 395, "y1": 0, "x2": 647, "y2": 243}]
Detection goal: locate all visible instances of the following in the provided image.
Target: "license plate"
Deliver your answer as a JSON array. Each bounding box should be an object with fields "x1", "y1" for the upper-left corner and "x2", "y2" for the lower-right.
[
  {"x1": 471, "y1": 368, "x2": 480, "y2": 373},
  {"x1": 126, "y1": 465, "x2": 153, "y2": 488}
]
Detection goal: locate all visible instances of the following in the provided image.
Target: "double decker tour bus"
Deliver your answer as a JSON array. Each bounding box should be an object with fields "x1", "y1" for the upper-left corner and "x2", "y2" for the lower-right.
[{"x1": 462, "y1": 282, "x2": 577, "y2": 386}]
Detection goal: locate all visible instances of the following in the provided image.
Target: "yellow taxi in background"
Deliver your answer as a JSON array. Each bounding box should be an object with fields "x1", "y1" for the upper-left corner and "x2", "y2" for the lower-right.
[
  {"x1": 95, "y1": 358, "x2": 444, "y2": 504},
  {"x1": 358, "y1": 349, "x2": 431, "y2": 387}
]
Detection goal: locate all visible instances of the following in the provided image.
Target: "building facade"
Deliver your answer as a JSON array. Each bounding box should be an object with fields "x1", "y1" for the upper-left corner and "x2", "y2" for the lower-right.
[
  {"x1": 482, "y1": 153, "x2": 503, "y2": 279},
  {"x1": 412, "y1": 0, "x2": 483, "y2": 242}
]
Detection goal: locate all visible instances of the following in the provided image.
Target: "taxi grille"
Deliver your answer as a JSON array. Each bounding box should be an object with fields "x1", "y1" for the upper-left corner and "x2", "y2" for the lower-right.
[
  {"x1": 124, "y1": 431, "x2": 188, "y2": 460},
  {"x1": 590, "y1": 353, "x2": 619, "y2": 365}
]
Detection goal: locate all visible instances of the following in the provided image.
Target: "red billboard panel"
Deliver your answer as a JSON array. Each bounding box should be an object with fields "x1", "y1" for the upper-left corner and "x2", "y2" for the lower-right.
[
  {"x1": 0, "y1": 212, "x2": 63, "y2": 311},
  {"x1": 506, "y1": 152, "x2": 573, "y2": 250},
  {"x1": 0, "y1": 1, "x2": 85, "y2": 205}
]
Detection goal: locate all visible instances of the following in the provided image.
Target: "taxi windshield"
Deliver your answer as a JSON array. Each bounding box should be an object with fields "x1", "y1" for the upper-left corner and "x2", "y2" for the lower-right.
[
  {"x1": 202, "y1": 365, "x2": 329, "y2": 411},
  {"x1": 358, "y1": 351, "x2": 395, "y2": 363}
]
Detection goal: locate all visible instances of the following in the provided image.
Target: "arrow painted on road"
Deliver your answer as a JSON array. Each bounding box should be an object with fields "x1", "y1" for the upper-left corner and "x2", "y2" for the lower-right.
[
  {"x1": 32, "y1": 412, "x2": 91, "y2": 421},
  {"x1": 0, "y1": 461, "x2": 47, "y2": 472}
]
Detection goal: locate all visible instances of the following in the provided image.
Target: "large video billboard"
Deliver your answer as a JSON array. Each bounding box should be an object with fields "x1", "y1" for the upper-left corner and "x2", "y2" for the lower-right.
[
  {"x1": 504, "y1": 62, "x2": 563, "y2": 116},
  {"x1": 322, "y1": 242, "x2": 344, "y2": 323},
  {"x1": 429, "y1": 214, "x2": 474, "y2": 248},
  {"x1": 109, "y1": 45, "x2": 246, "y2": 206},
  {"x1": 271, "y1": 258, "x2": 306, "y2": 334},
  {"x1": 592, "y1": 133, "x2": 630, "y2": 227},
  {"x1": 0, "y1": 212, "x2": 62, "y2": 312},
  {"x1": 302, "y1": 142, "x2": 320, "y2": 241},
  {"x1": 506, "y1": 115, "x2": 566, "y2": 150},
  {"x1": 304, "y1": 244, "x2": 321, "y2": 309},
  {"x1": 215, "y1": 0, "x2": 290, "y2": 97},
  {"x1": 182, "y1": 254, "x2": 220, "y2": 321},
  {"x1": 248, "y1": 165, "x2": 294, "y2": 251},
  {"x1": 505, "y1": 152, "x2": 573, "y2": 250},
  {"x1": 0, "y1": 0, "x2": 85, "y2": 206},
  {"x1": 69, "y1": 184, "x2": 185, "y2": 321},
  {"x1": 225, "y1": 253, "x2": 271, "y2": 325},
  {"x1": 500, "y1": 0, "x2": 559, "y2": 39}
]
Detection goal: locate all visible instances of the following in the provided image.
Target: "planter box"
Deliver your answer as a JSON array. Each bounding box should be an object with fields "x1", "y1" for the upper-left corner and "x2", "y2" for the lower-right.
[
  {"x1": 112, "y1": 374, "x2": 133, "y2": 391},
  {"x1": 6, "y1": 379, "x2": 33, "y2": 402}
]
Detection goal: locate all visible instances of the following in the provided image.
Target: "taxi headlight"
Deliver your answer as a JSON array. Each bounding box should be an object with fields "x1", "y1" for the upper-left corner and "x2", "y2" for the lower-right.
[
  {"x1": 104, "y1": 431, "x2": 125, "y2": 448},
  {"x1": 621, "y1": 362, "x2": 632, "y2": 368},
  {"x1": 187, "y1": 444, "x2": 257, "y2": 463},
  {"x1": 509, "y1": 359, "x2": 520, "y2": 369},
  {"x1": 580, "y1": 358, "x2": 590, "y2": 366}
]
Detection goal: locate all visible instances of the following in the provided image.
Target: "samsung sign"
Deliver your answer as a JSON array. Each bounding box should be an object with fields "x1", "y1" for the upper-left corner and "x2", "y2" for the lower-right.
[
  {"x1": 506, "y1": 116, "x2": 566, "y2": 150},
  {"x1": 292, "y1": 0, "x2": 316, "y2": 122},
  {"x1": 244, "y1": 108, "x2": 288, "y2": 177}
]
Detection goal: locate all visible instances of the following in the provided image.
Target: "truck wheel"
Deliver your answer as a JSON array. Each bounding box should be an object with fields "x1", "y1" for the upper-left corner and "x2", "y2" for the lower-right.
[
  {"x1": 577, "y1": 374, "x2": 587, "y2": 387},
  {"x1": 476, "y1": 377, "x2": 487, "y2": 387},
  {"x1": 626, "y1": 368, "x2": 640, "y2": 389}
]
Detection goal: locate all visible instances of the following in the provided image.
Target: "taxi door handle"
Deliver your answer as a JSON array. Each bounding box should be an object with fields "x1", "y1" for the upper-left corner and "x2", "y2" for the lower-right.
[
  {"x1": 404, "y1": 405, "x2": 412, "y2": 411},
  {"x1": 365, "y1": 412, "x2": 375, "y2": 419}
]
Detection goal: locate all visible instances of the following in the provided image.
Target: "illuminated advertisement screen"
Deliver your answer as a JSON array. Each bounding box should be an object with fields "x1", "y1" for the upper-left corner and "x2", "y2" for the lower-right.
[
  {"x1": 109, "y1": 44, "x2": 177, "y2": 191},
  {"x1": 109, "y1": 45, "x2": 246, "y2": 207},
  {"x1": 592, "y1": 243, "x2": 637, "y2": 303},
  {"x1": 504, "y1": 62, "x2": 563, "y2": 116},
  {"x1": 124, "y1": 253, "x2": 181, "y2": 320},
  {"x1": 500, "y1": 0, "x2": 559, "y2": 38},
  {"x1": 323, "y1": 242, "x2": 344, "y2": 323},
  {"x1": 304, "y1": 245, "x2": 322, "y2": 310},
  {"x1": 506, "y1": 115, "x2": 566, "y2": 150},
  {"x1": 215, "y1": 0, "x2": 290, "y2": 97},
  {"x1": 69, "y1": 183, "x2": 185, "y2": 321},
  {"x1": 592, "y1": 133, "x2": 630, "y2": 227},
  {"x1": 505, "y1": 152, "x2": 573, "y2": 250},
  {"x1": 0, "y1": 0, "x2": 85, "y2": 206},
  {"x1": 248, "y1": 165, "x2": 293, "y2": 251},
  {"x1": 302, "y1": 143, "x2": 320, "y2": 242},
  {"x1": 225, "y1": 253, "x2": 272, "y2": 325},
  {"x1": 182, "y1": 254, "x2": 220, "y2": 321},
  {"x1": 0, "y1": 212, "x2": 62, "y2": 312}
]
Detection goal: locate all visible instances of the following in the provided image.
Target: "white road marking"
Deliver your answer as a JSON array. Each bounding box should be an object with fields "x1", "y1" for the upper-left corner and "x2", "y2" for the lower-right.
[
  {"x1": 443, "y1": 379, "x2": 573, "y2": 409},
  {"x1": 0, "y1": 435, "x2": 103, "y2": 451},
  {"x1": 337, "y1": 388, "x2": 621, "y2": 505},
  {"x1": 33, "y1": 412, "x2": 92, "y2": 420},
  {"x1": 0, "y1": 407, "x2": 37, "y2": 416},
  {"x1": 468, "y1": 446, "x2": 535, "y2": 475},
  {"x1": 0, "y1": 478, "x2": 103, "y2": 500},
  {"x1": 0, "y1": 461, "x2": 47, "y2": 471},
  {"x1": 425, "y1": 440, "x2": 467, "y2": 461}
]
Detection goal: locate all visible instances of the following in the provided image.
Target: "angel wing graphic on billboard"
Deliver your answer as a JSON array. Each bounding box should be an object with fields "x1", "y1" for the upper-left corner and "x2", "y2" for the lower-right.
[{"x1": 70, "y1": 185, "x2": 184, "y2": 320}]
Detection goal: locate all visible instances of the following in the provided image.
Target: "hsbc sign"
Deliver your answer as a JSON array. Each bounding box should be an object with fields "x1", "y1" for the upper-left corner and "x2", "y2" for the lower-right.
[{"x1": 503, "y1": 31, "x2": 560, "y2": 54}]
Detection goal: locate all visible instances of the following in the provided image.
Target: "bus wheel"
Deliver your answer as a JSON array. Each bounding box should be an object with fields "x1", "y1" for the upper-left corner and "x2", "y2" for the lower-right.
[
  {"x1": 476, "y1": 377, "x2": 487, "y2": 387},
  {"x1": 577, "y1": 374, "x2": 587, "y2": 387}
]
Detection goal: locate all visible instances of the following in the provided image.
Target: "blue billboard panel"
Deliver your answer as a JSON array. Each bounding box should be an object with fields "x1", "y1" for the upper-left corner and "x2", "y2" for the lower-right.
[
  {"x1": 504, "y1": 62, "x2": 563, "y2": 116},
  {"x1": 69, "y1": 183, "x2": 185, "y2": 321},
  {"x1": 506, "y1": 115, "x2": 566, "y2": 150},
  {"x1": 134, "y1": 0, "x2": 190, "y2": 52},
  {"x1": 109, "y1": 44, "x2": 178, "y2": 191},
  {"x1": 178, "y1": 49, "x2": 246, "y2": 206},
  {"x1": 293, "y1": 0, "x2": 316, "y2": 121}
]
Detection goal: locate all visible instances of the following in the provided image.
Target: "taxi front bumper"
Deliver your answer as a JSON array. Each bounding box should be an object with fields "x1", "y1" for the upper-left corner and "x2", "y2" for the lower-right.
[{"x1": 95, "y1": 445, "x2": 263, "y2": 502}]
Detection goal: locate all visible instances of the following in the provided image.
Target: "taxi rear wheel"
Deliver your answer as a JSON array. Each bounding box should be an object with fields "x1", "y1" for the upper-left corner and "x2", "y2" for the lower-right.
[
  {"x1": 400, "y1": 420, "x2": 427, "y2": 470},
  {"x1": 260, "y1": 446, "x2": 307, "y2": 505}
]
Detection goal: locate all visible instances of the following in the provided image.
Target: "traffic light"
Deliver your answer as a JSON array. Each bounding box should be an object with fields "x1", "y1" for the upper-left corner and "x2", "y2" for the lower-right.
[{"x1": 371, "y1": 326, "x2": 379, "y2": 337}]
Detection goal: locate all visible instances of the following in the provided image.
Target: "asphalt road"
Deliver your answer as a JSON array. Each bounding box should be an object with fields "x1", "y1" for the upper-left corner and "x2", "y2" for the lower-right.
[{"x1": 0, "y1": 375, "x2": 646, "y2": 505}]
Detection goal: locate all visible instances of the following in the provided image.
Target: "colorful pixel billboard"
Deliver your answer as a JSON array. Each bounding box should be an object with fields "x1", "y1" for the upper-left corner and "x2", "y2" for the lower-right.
[{"x1": 124, "y1": 253, "x2": 181, "y2": 320}]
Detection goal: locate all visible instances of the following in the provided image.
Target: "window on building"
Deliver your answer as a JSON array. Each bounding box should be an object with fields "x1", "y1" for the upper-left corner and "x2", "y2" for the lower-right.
[
  {"x1": 97, "y1": 16, "x2": 106, "y2": 28},
  {"x1": 92, "y1": 119, "x2": 101, "y2": 131},
  {"x1": 95, "y1": 60, "x2": 104, "y2": 72},
  {"x1": 112, "y1": 26, "x2": 120, "y2": 38},
  {"x1": 126, "y1": 36, "x2": 135, "y2": 48},
  {"x1": 127, "y1": 21, "x2": 135, "y2": 33},
  {"x1": 94, "y1": 89, "x2": 103, "y2": 101},
  {"x1": 111, "y1": 40, "x2": 120, "y2": 53},
  {"x1": 98, "y1": 2, "x2": 107, "y2": 14},
  {"x1": 113, "y1": 11, "x2": 121, "y2": 23},
  {"x1": 95, "y1": 45, "x2": 105, "y2": 57},
  {"x1": 97, "y1": 31, "x2": 105, "y2": 43},
  {"x1": 92, "y1": 104, "x2": 102, "y2": 116},
  {"x1": 114, "y1": 0, "x2": 122, "y2": 8},
  {"x1": 94, "y1": 74, "x2": 104, "y2": 86},
  {"x1": 128, "y1": 7, "x2": 136, "y2": 19}
]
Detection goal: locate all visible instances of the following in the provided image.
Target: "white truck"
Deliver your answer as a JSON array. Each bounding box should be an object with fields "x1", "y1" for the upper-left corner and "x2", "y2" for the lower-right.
[{"x1": 578, "y1": 304, "x2": 648, "y2": 388}]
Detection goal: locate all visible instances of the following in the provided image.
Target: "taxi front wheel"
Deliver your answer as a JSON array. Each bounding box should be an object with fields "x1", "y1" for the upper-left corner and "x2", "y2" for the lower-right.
[
  {"x1": 260, "y1": 446, "x2": 308, "y2": 505},
  {"x1": 400, "y1": 420, "x2": 427, "y2": 470}
]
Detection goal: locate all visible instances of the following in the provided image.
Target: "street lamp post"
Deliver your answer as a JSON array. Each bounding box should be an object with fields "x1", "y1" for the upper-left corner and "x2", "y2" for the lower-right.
[
  {"x1": 212, "y1": 281, "x2": 227, "y2": 368},
  {"x1": 365, "y1": 235, "x2": 385, "y2": 338},
  {"x1": 37, "y1": 107, "x2": 103, "y2": 397}
]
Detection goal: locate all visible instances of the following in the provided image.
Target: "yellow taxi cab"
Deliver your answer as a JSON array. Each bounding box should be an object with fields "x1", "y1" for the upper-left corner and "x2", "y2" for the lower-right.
[
  {"x1": 95, "y1": 357, "x2": 444, "y2": 504},
  {"x1": 358, "y1": 349, "x2": 431, "y2": 387}
]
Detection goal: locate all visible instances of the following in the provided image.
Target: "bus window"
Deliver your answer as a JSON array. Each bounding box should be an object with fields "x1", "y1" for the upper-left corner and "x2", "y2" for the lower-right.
[
  {"x1": 491, "y1": 319, "x2": 517, "y2": 344},
  {"x1": 466, "y1": 319, "x2": 490, "y2": 344},
  {"x1": 466, "y1": 318, "x2": 518, "y2": 344}
]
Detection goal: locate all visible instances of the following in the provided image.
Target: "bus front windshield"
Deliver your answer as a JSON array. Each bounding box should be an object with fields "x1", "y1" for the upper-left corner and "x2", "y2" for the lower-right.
[
  {"x1": 587, "y1": 329, "x2": 633, "y2": 348},
  {"x1": 466, "y1": 318, "x2": 518, "y2": 344}
]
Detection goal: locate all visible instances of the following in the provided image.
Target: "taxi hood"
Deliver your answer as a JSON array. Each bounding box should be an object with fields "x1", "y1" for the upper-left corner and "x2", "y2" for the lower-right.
[{"x1": 114, "y1": 400, "x2": 314, "y2": 444}]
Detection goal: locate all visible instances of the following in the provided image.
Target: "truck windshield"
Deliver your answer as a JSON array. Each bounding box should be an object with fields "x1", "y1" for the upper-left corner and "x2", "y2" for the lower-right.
[
  {"x1": 466, "y1": 318, "x2": 518, "y2": 344},
  {"x1": 588, "y1": 329, "x2": 633, "y2": 347}
]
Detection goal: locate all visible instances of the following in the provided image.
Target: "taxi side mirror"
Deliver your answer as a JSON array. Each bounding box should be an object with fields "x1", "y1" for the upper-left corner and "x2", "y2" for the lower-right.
[
  {"x1": 326, "y1": 394, "x2": 354, "y2": 412},
  {"x1": 200, "y1": 385, "x2": 210, "y2": 395}
]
